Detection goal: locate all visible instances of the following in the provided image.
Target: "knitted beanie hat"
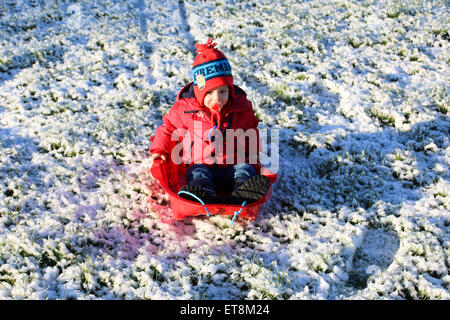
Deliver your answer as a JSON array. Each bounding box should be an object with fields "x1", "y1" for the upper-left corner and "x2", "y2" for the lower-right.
[{"x1": 192, "y1": 38, "x2": 235, "y2": 106}]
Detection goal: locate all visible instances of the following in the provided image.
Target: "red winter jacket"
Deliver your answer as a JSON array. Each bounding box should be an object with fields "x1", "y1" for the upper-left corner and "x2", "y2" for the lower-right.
[{"x1": 150, "y1": 82, "x2": 260, "y2": 168}]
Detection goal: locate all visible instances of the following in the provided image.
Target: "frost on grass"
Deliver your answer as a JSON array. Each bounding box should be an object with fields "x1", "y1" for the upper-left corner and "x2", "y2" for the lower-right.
[{"x1": 0, "y1": 0, "x2": 449, "y2": 300}]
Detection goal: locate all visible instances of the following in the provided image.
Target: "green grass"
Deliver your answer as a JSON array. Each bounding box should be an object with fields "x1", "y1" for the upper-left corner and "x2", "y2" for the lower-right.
[
  {"x1": 0, "y1": 273, "x2": 16, "y2": 287},
  {"x1": 349, "y1": 38, "x2": 363, "y2": 49},
  {"x1": 369, "y1": 107, "x2": 396, "y2": 126},
  {"x1": 270, "y1": 84, "x2": 305, "y2": 107},
  {"x1": 437, "y1": 103, "x2": 448, "y2": 114},
  {"x1": 296, "y1": 73, "x2": 309, "y2": 81},
  {"x1": 387, "y1": 10, "x2": 401, "y2": 19}
]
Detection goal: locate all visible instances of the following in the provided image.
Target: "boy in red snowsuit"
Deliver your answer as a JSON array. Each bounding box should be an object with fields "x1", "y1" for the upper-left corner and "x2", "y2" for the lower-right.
[{"x1": 150, "y1": 38, "x2": 269, "y2": 204}]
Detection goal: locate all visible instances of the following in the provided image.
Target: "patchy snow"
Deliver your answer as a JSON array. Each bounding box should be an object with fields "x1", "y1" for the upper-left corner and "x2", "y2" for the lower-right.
[{"x1": 0, "y1": 0, "x2": 448, "y2": 300}]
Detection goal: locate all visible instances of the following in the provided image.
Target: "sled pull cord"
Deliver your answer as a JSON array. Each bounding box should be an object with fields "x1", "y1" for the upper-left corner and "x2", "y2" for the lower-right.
[
  {"x1": 230, "y1": 201, "x2": 247, "y2": 227},
  {"x1": 177, "y1": 191, "x2": 211, "y2": 217}
]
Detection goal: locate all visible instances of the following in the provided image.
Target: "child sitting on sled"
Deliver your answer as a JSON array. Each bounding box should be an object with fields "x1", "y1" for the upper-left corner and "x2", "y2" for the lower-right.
[{"x1": 150, "y1": 38, "x2": 269, "y2": 205}]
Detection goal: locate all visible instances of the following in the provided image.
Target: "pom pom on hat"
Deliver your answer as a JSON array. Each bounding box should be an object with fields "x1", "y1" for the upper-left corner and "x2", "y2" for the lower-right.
[{"x1": 192, "y1": 38, "x2": 235, "y2": 106}]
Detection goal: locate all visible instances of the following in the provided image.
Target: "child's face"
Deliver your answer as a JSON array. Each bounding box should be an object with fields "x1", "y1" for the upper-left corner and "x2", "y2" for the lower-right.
[{"x1": 203, "y1": 85, "x2": 229, "y2": 110}]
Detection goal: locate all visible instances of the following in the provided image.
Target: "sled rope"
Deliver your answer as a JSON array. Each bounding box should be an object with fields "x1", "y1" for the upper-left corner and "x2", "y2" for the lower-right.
[
  {"x1": 230, "y1": 201, "x2": 247, "y2": 227},
  {"x1": 177, "y1": 190, "x2": 211, "y2": 217}
]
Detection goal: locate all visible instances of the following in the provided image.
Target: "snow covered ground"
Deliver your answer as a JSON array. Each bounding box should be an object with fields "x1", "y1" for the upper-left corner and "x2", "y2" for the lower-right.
[{"x1": 0, "y1": 0, "x2": 448, "y2": 300}]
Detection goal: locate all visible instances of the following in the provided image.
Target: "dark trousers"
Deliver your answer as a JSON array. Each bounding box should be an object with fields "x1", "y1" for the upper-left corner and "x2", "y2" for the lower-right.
[{"x1": 186, "y1": 164, "x2": 256, "y2": 194}]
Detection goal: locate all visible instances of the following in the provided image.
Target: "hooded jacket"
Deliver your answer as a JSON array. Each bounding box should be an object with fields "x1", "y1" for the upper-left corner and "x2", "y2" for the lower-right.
[{"x1": 149, "y1": 82, "x2": 260, "y2": 168}]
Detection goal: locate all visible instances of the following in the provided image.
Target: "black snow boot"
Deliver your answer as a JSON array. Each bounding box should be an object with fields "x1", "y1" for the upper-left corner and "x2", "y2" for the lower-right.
[
  {"x1": 179, "y1": 185, "x2": 222, "y2": 204},
  {"x1": 227, "y1": 175, "x2": 270, "y2": 205}
]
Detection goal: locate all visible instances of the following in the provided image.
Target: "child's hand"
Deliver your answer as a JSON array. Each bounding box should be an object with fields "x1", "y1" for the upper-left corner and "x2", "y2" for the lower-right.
[{"x1": 151, "y1": 153, "x2": 167, "y2": 162}]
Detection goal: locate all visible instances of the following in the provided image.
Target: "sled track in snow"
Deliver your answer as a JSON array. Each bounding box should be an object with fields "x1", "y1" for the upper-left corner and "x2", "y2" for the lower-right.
[{"x1": 177, "y1": 0, "x2": 196, "y2": 57}]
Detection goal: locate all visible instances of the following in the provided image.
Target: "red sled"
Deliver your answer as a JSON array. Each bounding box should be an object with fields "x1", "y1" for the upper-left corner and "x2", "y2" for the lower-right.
[{"x1": 149, "y1": 138, "x2": 277, "y2": 222}]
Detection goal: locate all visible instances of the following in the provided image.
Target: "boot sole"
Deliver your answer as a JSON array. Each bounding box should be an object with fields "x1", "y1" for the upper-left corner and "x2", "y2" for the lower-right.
[
  {"x1": 228, "y1": 175, "x2": 270, "y2": 205},
  {"x1": 179, "y1": 185, "x2": 223, "y2": 204}
]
